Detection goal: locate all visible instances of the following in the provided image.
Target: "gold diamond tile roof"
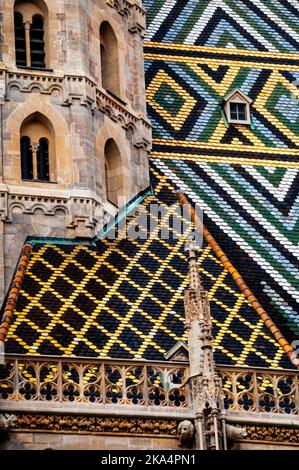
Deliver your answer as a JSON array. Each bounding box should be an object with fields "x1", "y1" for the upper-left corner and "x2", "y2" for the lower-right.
[{"x1": 0, "y1": 168, "x2": 293, "y2": 369}]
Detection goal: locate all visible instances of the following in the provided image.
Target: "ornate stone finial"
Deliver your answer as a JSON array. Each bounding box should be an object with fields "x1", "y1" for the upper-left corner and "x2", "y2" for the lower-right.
[
  {"x1": 185, "y1": 235, "x2": 197, "y2": 258},
  {"x1": 185, "y1": 236, "x2": 202, "y2": 292}
]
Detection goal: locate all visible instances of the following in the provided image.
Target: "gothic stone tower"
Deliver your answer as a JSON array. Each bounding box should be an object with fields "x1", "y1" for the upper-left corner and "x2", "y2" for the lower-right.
[{"x1": 0, "y1": 0, "x2": 151, "y2": 304}]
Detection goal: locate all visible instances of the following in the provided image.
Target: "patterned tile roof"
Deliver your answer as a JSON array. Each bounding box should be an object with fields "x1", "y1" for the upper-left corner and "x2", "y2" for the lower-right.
[
  {"x1": 152, "y1": 159, "x2": 299, "y2": 343},
  {"x1": 143, "y1": 0, "x2": 299, "y2": 52},
  {"x1": 1, "y1": 0, "x2": 298, "y2": 373},
  {"x1": 145, "y1": 49, "x2": 299, "y2": 155},
  {"x1": 142, "y1": 0, "x2": 299, "y2": 371},
  {"x1": 3, "y1": 168, "x2": 292, "y2": 369}
]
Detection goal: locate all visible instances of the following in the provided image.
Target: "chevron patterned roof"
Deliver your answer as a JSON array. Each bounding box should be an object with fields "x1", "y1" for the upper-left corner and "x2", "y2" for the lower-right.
[
  {"x1": 142, "y1": 0, "x2": 299, "y2": 369},
  {"x1": 144, "y1": 0, "x2": 299, "y2": 52}
]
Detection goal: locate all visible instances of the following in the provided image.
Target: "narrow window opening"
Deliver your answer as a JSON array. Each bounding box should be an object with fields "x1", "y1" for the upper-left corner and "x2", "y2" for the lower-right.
[
  {"x1": 37, "y1": 138, "x2": 49, "y2": 181},
  {"x1": 104, "y1": 139, "x2": 122, "y2": 207},
  {"x1": 20, "y1": 136, "x2": 33, "y2": 180},
  {"x1": 100, "y1": 22, "x2": 120, "y2": 97},
  {"x1": 14, "y1": 12, "x2": 26, "y2": 67},
  {"x1": 30, "y1": 15, "x2": 46, "y2": 68},
  {"x1": 14, "y1": 2, "x2": 47, "y2": 69}
]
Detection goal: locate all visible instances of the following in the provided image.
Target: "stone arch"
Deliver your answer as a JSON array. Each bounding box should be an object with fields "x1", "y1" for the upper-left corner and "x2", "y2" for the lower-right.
[
  {"x1": 20, "y1": 112, "x2": 54, "y2": 182},
  {"x1": 103, "y1": 105, "x2": 115, "y2": 120},
  {"x1": 4, "y1": 97, "x2": 72, "y2": 187},
  {"x1": 28, "y1": 82, "x2": 44, "y2": 93},
  {"x1": 53, "y1": 206, "x2": 69, "y2": 217},
  {"x1": 96, "y1": 121, "x2": 131, "y2": 207},
  {"x1": 87, "y1": 4, "x2": 127, "y2": 96},
  {"x1": 7, "y1": 82, "x2": 23, "y2": 102},
  {"x1": 100, "y1": 21, "x2": 120, "y2": 98},
  {"x1": 9, "y1": 202, "x2": 26, "y2": 216},
  {"x1": 48, "y1": 84, "x2": 63, "y2": 96},
  {"x1": 14, "y1": 0, "x2": 50, "y2": 68},
  {"x1": 116, "y1": 113, "x2": 126, "y2": 128},
  {"x1": 30, "y1": 204, "x2": 47, "y2": 215},
  {"x1": 104, "y1": 138, "x2": 122, "y2": 207}
]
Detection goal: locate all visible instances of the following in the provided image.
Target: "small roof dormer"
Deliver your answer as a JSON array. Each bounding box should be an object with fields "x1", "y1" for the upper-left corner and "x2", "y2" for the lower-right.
[{"x1": 224, "y1": 88, "x2": 252, "y2": 125}]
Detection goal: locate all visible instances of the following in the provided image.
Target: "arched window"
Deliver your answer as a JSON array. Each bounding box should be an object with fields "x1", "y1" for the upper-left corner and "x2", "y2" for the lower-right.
[
  {"x1": 100, "y1": 22, "x2": 120, "y2": 97},
  {"x1": 104, "y1": 139, "x2": 122, "y2": 207},
  {"x1": 30, "y1": 15, "x2": 46, "y2": 68},
  {"x1": 14, "y1": 12, "x2": 27, "y2": 67},
  {"x1": 20, "y1": 113, "x2": 55, "y2": 182},
  {"x1": 20, "y1": 136, "x2": 33, "y2": 180},
  {"x1": 14, "y1": 1, "x2": 47, "y2": 68}
]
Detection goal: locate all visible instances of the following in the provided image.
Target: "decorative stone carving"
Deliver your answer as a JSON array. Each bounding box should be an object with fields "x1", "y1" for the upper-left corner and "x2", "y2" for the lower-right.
[
  {"x1": 178, "y1": 420, "x2": 195, "y2": 447},
  {"x1": 13, "y1": 414, "x2": 179, "y2": 436},
  {"x1": 219, "y1": 368, "x2": 298, "y2": 415},
  {"x1": 0, "y1": 414, "x2": 17, "y2": 432},
  {"x1": 184, "y1": 238, "x2": 225, "y2": 450},
  {"x1": 0, "y1": 191, "x2": 113, "y2": 237},
  {"x1": 243, "y1": 425, "x2": 299, "y2": 443},
  {"x1": 0, "y1": 357, "x2": 190, "y2": 409},
  {"x1": 226, "y1": 424, "x2": 247, "y2": 441},
  {"x1": 6, "y1": 71, "x2": 151, "y2": 137},
  {"x1": 192, "y1": 374, "x2": 223, "y2": 414},
  {"x1": 106, "y1": 0, "x2": 146, "y2": 37}
]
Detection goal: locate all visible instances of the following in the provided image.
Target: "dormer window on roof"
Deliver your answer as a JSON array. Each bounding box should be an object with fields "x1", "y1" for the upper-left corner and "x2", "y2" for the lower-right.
[{"x1": 224, "y1": 89, "x2": 252, "y2": 125}]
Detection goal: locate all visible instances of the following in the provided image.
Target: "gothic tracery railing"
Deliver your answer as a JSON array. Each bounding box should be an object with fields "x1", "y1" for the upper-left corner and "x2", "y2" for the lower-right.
[
  {"x1": 0, "y1": 356, "x2": 190, "y2": 409},
  {"x1": 220, "y1": 367, "x2": 299, "y2": 415},
  {"x1": 1, "y1": 357, "x2": 298, "y2": 418}
]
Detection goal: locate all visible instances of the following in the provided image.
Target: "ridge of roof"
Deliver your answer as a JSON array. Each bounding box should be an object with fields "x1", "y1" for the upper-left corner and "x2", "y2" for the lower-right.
[
  {"x1": 176, "y1": 191, "x2": 299, "y2": 370},
  {"x1": 0, "y1": 243, "x2": 32, "y2": 344}
]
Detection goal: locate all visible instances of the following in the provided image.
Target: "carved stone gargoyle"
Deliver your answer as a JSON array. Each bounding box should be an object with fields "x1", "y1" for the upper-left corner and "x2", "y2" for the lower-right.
[
  {"x1": 226, "y1": 424, "x2": 247, "y2": 441},
  {"x1": 178, "y1": 420, "x2": 195, "y2": 447},
  {"x1": 0, "y1": 414, "x2": 17, "y2": 433}
]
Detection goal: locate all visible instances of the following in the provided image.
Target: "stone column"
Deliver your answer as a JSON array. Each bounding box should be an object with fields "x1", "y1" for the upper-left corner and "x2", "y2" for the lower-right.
[
  {"x1": 24, "y1": 21, "x2": 31, "y2": 67},
  {"x1": 31, "y1": 141, "x2": 39, "y2": 180}
]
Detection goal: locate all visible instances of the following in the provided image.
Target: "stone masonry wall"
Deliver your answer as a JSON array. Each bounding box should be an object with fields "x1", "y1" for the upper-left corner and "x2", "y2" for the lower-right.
[{"x1": 0, "y1": 0, "x2": 151, "y2": 304}]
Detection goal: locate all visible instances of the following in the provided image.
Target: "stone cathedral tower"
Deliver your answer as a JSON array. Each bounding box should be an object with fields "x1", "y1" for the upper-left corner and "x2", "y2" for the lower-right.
[{"x1": 0, "y1": 0, "x2": 151, "y2": 305}]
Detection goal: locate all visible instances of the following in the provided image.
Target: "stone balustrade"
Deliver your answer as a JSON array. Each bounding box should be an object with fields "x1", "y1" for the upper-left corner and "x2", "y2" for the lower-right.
[{"x1": 1, "y1": 356, "x2": 298, "y2": 422}]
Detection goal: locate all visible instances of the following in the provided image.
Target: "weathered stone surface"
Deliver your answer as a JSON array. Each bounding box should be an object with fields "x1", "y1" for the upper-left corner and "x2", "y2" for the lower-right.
[{"x1": 1, "y1": 432, "x2": 181, "y2": 450}]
